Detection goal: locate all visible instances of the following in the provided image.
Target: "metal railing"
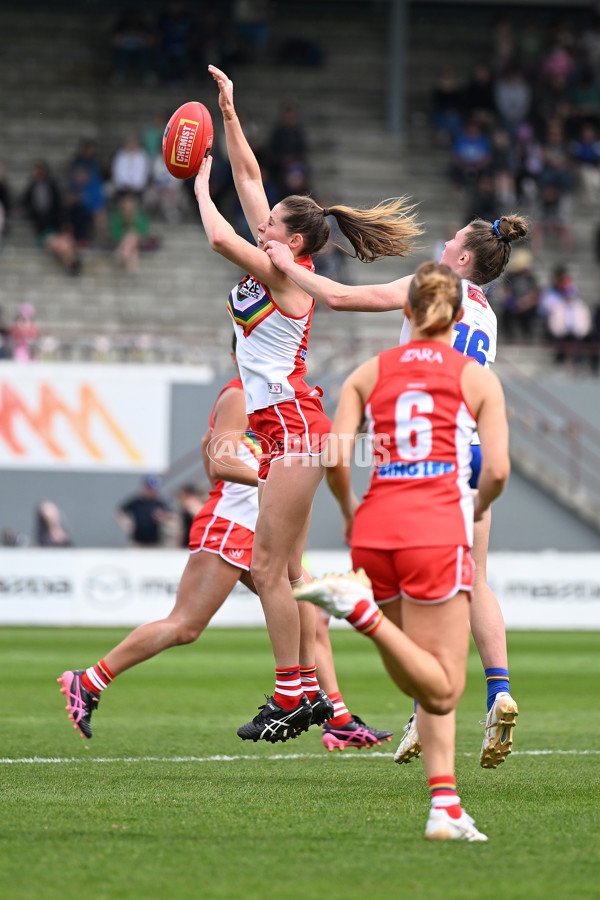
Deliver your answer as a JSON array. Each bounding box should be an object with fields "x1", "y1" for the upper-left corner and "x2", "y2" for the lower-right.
[{"x1": 497, "y1": 353, "x2": 600, "y2": 532}]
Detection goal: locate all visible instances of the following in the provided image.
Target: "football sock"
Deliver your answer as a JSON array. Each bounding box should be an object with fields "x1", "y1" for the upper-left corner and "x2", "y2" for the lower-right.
[
  {"x1": 326, "y1": 691, "x2": 352, "y2": 727},
  {"x1": 485, "y1": 667, "x2": 510, "y2": 711},
  {"x1": 429, "y1": 775, "x2": 462, "y2": 819},
  {"x1": 80, "y1": 659, "x2": 115, "y2": 694},
  {"x1": 300, "y1": 664, "x2": 320, "y2": 702},
  {"x1": 274, "y1": 666, "x2": 303, "y2": 710},
  {"x1": 346, "y1": 598, "x2": 383, "y2": 636}
]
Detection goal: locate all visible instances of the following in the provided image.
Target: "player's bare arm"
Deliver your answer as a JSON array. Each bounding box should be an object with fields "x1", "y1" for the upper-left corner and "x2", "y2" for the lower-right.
[
  {"x1": 209, "y1": 386, "x2": 259, "y2": 487},
  {"x1": 266, "y1": 239, "x2": 412, "y2": 312},
  {"x1": 208, "y1": 64, "x2": 270, "y2": 235}
]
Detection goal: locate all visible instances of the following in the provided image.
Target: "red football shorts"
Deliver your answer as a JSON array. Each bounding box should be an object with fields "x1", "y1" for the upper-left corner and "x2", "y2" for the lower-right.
[
  {"x1": 351, "y1": 544, "x2": 475, "y2": 604},
  {"x1": 249, "y1": 396, "x2": 331, "y2": 481},
  {"x1": 189, "y1": 512, "x2": 254, "y2": 571}
]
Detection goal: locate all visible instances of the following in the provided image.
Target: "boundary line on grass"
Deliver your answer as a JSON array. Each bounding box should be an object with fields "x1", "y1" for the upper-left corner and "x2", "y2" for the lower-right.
[{"x1": 1, "y1": 750, "x2": 599, "y2": 764}]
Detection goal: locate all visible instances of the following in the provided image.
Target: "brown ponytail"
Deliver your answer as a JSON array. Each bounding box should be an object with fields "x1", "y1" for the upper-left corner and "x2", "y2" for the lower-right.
[{"x1": 464, "y1": 214, "x2": 529, "y2": 285}]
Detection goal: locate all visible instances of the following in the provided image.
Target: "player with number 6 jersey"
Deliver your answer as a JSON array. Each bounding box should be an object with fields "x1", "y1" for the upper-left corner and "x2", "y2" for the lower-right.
[{"x1": 295, "y1": 261, "x2": 510, "y2": 840}]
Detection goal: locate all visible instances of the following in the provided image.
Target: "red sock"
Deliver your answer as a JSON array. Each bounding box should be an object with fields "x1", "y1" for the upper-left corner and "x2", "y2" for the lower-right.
[
  {"x1": 80, "y1": 659, "x2": 115, "y2": 694},
  {"x1": 327, "y1": 691, "x2": 352, "y2": 727},
  {"x1": 273, "y1": 666, "x2": 302, "y2": 710},
  {"x1": 428, "y1": 775, "x2": 462, "y2": 819},
  {"x1": 346, "y1": 599, "x2": 383, "y2": 636},
  {"x1": 300, "y1": 665, "x2": 320, "y2": 702}
]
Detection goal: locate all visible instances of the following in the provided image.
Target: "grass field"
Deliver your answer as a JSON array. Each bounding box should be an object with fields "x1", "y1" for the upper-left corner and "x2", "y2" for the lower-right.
[{"x1": 1, "y1": 626, "x2": 599, "y2": 900}]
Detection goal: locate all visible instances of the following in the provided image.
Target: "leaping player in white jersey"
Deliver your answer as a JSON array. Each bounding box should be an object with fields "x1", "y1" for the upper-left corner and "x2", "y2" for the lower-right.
[
  {"x1": 193, "y1": 64, "x2": 422, "y2": 744},
  {"x1": 267, "y1": 215, "x2": 528, "y2": 767}
]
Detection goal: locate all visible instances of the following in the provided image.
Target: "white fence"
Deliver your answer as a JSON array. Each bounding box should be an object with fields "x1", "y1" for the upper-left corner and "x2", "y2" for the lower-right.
[{"x1": 1, "y1": 548, "x2": 599, "y2": 629}]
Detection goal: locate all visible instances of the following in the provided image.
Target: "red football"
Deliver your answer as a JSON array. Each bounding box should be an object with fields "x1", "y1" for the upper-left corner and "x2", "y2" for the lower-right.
[{"x1": 162, "y1": 101, "x2": 214, "y2": 179}]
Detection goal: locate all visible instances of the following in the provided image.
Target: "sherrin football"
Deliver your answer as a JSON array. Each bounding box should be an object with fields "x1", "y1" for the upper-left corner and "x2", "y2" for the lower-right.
[{"x1": 162, "y1": 101, "x2": 214, "y2": 179}]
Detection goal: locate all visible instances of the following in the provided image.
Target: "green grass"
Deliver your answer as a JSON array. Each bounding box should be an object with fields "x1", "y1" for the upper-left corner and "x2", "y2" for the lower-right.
[{"x1": 1, "y1": 628, "x2": 599, "y2": 900}]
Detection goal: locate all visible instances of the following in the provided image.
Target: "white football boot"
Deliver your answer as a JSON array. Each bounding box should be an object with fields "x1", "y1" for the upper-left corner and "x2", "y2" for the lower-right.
[{"x1": 480, "y1": 691, "x2": 519, "y2": 768}]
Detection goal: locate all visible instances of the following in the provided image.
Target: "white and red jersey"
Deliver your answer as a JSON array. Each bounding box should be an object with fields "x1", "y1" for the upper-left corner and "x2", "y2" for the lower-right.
[
  {"x1": 352, "y1": 342, "x2": 478, "y2": 551},
  {"x1": 227, "y1": 255, "x2": 319, "y2": 414},
  {"x1": 399, "y1": 279, "x2": 497, "y2": 367},
  {"x1": 201, "y1": 378, "x2": 260, "y2": 532}
]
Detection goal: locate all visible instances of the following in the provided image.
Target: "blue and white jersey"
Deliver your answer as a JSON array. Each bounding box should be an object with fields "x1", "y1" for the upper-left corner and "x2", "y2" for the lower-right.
[
  {"x1": 399, "y1": 279, "x2": 497, "y2": 448},
  {"x1": 398, "y1": 279, "x2": 497, "y2": 366}
]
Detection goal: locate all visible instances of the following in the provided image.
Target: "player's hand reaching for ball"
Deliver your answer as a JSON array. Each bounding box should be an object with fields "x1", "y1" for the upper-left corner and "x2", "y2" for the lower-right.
[
  {"x1": 208, "y1": 65, "x2": 235, "y2": 118},
  {"x1": 194, "y1": 155, "x2": 213, "y2": 201},
  {"x1": 265, "y1": 240, "x2": 295, "y2": 275}
]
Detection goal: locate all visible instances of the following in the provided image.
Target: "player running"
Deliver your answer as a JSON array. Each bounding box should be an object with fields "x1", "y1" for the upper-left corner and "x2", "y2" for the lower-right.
[{"x1": 295, "y1": 260, "x2": 510, "y2": 840}]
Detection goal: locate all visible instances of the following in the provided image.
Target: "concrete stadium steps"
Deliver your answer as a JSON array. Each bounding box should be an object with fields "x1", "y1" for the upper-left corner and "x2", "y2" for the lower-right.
[{"x1": 0, "y1": 1, "x2": 598, "y2": 340}]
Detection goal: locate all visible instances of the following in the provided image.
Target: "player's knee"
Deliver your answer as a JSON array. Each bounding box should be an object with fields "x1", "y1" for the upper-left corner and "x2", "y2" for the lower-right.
[
  {"x1": 418, "y1": 684, "x2": 461, "y2": 716},
  {"x1": 171, "y1": 620, "x2": 205, "y2": 645}
]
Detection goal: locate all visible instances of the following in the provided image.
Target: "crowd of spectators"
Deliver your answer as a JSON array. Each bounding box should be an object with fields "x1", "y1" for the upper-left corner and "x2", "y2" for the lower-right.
[
  {"x1": 432, "y1": 13, "x2": 600, "y2": 258},
  {"x1": 428, "y1": 11, "x2": 600, "y2": 367},
  {"x1": 2, "y1": 5, "x2": 600, "y2": 370}
]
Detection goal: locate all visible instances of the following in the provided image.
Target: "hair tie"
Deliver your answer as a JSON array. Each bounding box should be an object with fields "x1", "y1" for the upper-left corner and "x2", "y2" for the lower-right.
[
  {"x1": 493, "y1": 218, "x2": 511, "y2": 244},
  {"x1": 322, "y1": 208, "x2": 330, "y2": 217}
]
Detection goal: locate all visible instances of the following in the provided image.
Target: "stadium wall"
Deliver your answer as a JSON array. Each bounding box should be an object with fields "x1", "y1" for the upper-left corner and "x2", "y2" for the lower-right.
[
  {"x1": 1, "y1": 361, "x2": 600, "y2": 553},
  {"x1": 1, "y1": 548, "x2": 599, "y2": 630}
]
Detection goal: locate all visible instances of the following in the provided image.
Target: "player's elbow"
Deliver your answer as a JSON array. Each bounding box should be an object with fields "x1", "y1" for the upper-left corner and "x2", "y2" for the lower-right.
[
  {"x1": 490, "y1": 459, "x2": 510, "y2": 489},
  {"x1": 208, "y1": 231, "x2": 231, "y2": 254}
]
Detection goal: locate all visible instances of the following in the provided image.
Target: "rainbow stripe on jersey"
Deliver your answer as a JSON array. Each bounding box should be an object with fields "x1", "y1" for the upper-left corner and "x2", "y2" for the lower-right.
[{"x1": 228, "y1": 275, "x2": 274, "y2": 337}]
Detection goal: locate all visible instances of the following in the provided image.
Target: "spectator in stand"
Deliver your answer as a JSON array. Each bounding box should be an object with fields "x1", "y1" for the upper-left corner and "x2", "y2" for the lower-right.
[
  {"x1": 10, "y1": 303, "x2": 39, "y2": 361},
  {"x1": 448, "y1": 119, "x2": 492, "y2": 192},
  {"x1": 146, "y1": 154, "x2": 186, "y2": 224},
  {"x1": 464, "y1": 172, "x2": 499, "y2": 225},
  {"x1": 569, "y1": 121, "x2": 600, "y2": 202},
  {"x1": 0, "y1": 306, "x2": 12, "y2": 359},
  {"x1": 142, "y1": 110, "x2": 169, "y2": 159},
  {"x1": 156, "y1": 0, "x2": 198, "y2": 85},
  {"x1": 0, "y1": 162, "x2": 12, "y2": 249},
  {"x1": 279, "y1": 159, "x2": 310, "y2": 199},
  {"x1": 489, "y1": 126, "x2": 518, "y2": 205},
  {"x1": 109, "y1": 192, "x2": 153, "y2": 274},
  {"x1": 109, "y1": 8, "x2": 155, "y2": 85},
  {"x1": 532, "y1": 118, "x2": 574, "y2": 252},
  {"x1": 23, "y1": 161, "x2": 81, "y2": 276},
  {"x1": 267, "y1": 103, "x2": 309, "y2": 197},
  {"x1": 67, "y1": 164, "x2": 109, "y2": 247},
  {"x1": 578, "y1": 14, "x2": 600, "y2": 89},
  {"x1": 539, "y1": 265, "x2": 592, "y2": 367},
  {"x1": 499, "y1": 247, "x2": 541, "y2": 341},
  {"x1": 565, "y1": 67, "x2": 600, "y2": 137},
  {"x1": 514, "y1": 122, "x2": 544, "y2": 209},
  {"x1": 35, "y1": 501, "x2": 72, "y2": 547},
  {"x1": 462, "y1": 63, "x2": 496, "y2": 131},
  {"x1": 493, "y1": 66, "x2": 532, "y2": 136},
  {"x1": 491, "y1": 16, "x2": 516, "y2": 76},
  {"x1": 115, "y1": 475, "x2": 173, "y2": 547},
  {"x1": 232, "y1": 0, "x2": 272, "y2": 63},
  {"x1": 111, "y1": 135, "x2": 151, "y2": 201},
  {"x1": 515, "y1": 15, "x2": 545, "y2": 79},
  {"x1": 430, "y1": 67, "x2": 464, "y2": 145}
]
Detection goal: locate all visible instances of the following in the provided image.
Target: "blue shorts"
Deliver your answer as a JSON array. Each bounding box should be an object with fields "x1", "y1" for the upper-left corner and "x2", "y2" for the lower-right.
[{"x1": 470, "y1": 444, "x2": 481, "y2": 489}]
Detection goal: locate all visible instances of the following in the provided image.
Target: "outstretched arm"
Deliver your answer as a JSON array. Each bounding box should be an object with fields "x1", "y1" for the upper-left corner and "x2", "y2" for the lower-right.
[
  {"x1": 195, "y1": 155, "x2": 284, "y2": 288},
  {"x1": 266, "y1": 239, "x2": 412, "y2": 312},
  {"x1": 208, "y1": 65, "x2": 270, "y2": 239}
]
